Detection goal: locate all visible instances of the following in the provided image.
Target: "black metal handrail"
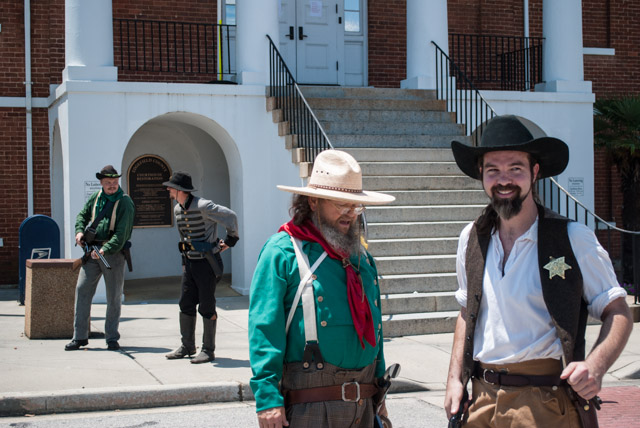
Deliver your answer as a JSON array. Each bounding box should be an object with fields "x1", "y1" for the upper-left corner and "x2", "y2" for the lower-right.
[
  {"x1": 114, "y1": 18, "x2": 235, "y2": 81},
  {"x1": 434, "y1": 40, "x2": 637, "y2": 302},
  {"x1": 266, "y1": 35, "x2": 333, "y2": 164},
  {"x1": 449, "y1": 33, "x2": 544, "y2": 91},
  {"x1": 539, "y1": 177, "x2": 640, "y2": 304},
  {"x1": 432, "y1": 41, "x2": 496, "y2": 146}
]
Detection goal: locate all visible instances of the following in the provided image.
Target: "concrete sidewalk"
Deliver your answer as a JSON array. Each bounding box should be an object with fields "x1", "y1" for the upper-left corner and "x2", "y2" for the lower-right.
[{"x1": 1, "y1": 287, "x2": 639, "y2": 417}]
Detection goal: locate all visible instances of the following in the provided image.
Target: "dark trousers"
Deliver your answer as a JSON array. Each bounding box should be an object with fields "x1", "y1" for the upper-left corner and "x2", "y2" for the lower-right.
[{"x1": 179, "y1": 255, "x2": 222, "y2": 319}]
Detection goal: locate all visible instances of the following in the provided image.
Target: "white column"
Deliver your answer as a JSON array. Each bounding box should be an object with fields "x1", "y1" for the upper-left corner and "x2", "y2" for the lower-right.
[
  {"x1": 236, "y1": 0, "x2": 280, "y2": 85},
  {"x1": 63, "y1": 0, "x2": 117, "y2": 82},
  {"x1": 535, "y1": 0, "x2": 591, "y2": 93},
  {"x1": 401, "y1": 0, "x2": 448, "y2": 90}
]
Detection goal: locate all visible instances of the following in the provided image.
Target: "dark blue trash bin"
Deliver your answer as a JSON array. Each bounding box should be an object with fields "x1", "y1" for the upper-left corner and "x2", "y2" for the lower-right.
[{"x1": 19, "y1": 215, "x2": 61, "y2": 305}]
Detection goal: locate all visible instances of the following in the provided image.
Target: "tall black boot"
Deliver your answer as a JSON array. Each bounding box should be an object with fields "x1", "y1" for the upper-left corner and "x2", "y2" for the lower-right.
[
  {"x1": 166, "y1": 312, "x2": 197, "y2": 359},
  {"x1": 191, "y1": 316, "x2": 216, "y2": 364}
]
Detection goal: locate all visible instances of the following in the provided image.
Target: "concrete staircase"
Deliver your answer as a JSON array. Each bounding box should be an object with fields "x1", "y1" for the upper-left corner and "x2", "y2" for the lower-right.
[{"x1": 270, "y1": 86, "x2": 487, "y2": 336}]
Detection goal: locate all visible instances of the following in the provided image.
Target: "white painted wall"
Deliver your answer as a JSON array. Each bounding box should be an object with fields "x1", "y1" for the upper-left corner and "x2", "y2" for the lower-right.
[
  {"x1": 479, "y1": 90, "x2": 596, "y2": 218},
  {"x1": 121, "y1": 119, "x2": 232, "y2": 280},
  {"x1": 50, "y1": 81, "x2": 298, "y2": 295}
]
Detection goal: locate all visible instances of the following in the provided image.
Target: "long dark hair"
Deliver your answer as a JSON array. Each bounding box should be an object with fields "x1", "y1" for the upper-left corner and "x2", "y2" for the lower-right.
[
  {"x1": 475, "y1": 153, "x2": 541, "y2": 234},
  {"x1": 290, "y1": 194, "x2": 313, "y2": 225}
]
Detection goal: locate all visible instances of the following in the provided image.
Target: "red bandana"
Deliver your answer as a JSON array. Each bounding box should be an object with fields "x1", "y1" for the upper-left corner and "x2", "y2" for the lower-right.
[{"x1": 279, "y1": 219, "x2": 376, "y2": 348}]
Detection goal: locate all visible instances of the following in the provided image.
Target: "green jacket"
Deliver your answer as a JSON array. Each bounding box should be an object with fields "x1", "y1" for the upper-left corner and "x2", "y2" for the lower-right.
[
  {"x1": 75, "y1": 187, "x2": 135, "y2": 255},
  {"x1": 249, "y1": 231, "x2": 385, "y2": 412}
]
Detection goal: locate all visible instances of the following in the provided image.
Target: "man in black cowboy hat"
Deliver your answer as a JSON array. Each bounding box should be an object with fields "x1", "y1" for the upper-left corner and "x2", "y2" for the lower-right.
[
  {"x1": 65, "y1": 165, "x2": 135, "y2": 351},
  {"x1": 164, "y1": 171, "x2": 239, "y2": 364},
  {"x1": 444, "y1": 115, "x2": 632, "y2": 427}
]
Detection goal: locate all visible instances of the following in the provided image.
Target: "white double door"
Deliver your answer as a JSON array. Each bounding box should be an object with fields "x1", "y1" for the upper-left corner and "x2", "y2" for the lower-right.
[{"x1": 278, "y1": 0, "x2": 344, "y2": 85}]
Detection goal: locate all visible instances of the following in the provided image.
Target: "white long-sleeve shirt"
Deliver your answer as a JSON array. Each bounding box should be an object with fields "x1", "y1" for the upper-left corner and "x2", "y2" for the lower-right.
[{"x1": 455, "y1": 217, "x2": 627, "y2": 364}]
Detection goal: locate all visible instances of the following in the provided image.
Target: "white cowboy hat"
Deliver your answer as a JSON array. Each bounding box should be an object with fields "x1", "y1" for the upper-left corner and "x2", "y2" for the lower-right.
[{"x1": 277, "y1": 150, "x2": 395, "y2": 205}]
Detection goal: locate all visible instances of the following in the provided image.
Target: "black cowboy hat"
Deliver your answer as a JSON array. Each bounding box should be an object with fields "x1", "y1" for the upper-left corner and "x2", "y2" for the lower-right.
[
  {"x1": 451, "y1": 115, "x2": 569, "y2": 180},
  {"x1": 163, "y1": 171, "x2": 195, "y2": 192},
  {"x1": 96, "y1": 165, "x2": 121, "y2": 180}
]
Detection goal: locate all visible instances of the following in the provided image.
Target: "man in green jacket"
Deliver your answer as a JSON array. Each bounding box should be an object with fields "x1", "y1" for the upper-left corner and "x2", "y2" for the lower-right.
[
  {"x1": 65, "y1": 165, "x2": 135, "y2": 351},
  {"x1": 249, "y1": 150, "x2": 395, "y2": 428}
]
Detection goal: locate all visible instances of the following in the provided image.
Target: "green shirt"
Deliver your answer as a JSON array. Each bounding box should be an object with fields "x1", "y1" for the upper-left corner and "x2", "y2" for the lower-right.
[
  {"x1": 248, "y1": 231, "x2": 385, "y2": 412},
  {"x1": 75, "y1": 187, "x2": 135, "y2": 255}
]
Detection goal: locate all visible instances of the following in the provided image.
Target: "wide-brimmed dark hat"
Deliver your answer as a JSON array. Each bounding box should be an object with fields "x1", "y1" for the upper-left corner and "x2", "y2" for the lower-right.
[
  {"x1": 163, "y1": 171, "x2": 195, "y2": 192},
  {"x1": 451, "y1": 115, "x2": 569, "y2": 180},
  {"x1": 96, "y1": 165, "x2": 121, "y2": 180}
]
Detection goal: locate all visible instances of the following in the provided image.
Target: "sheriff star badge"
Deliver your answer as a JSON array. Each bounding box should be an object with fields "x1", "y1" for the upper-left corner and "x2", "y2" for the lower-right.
[{"x1": 543, "y1": 256, "x2": 572, "y2": 280}]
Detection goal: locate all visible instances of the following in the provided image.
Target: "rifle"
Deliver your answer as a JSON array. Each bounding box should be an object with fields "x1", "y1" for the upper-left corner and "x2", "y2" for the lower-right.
[
  {"x1": 374, "y1": 363, "x2": 401, "y2": 428},
  {"x1": 79, "y1": 227, "x2": 111, "y2": 269},
  {"x1": 448, "y1": 388, "x2": 469, "y2": 428}
]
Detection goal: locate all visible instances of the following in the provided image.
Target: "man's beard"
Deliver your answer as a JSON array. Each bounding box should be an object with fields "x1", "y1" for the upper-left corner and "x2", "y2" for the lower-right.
[
  {"x1": 312, "y1": 212, "x2": 361, "y2": 256},
  {"x1": 490, "y1": 184, "x2": 531, "y2": 220}
]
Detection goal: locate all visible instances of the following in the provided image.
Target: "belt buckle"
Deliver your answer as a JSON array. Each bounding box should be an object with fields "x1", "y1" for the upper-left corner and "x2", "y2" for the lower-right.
[
  {"x1": 483, "y1": 369, "x2": 496, "y2": 384},
  {"x1": 341, "y1": 381, "x2": 360, "y2": 402}
]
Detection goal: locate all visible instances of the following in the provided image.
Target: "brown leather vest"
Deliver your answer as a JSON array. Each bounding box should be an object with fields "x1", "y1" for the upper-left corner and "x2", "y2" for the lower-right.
[{"x1": 460, "y1": 204, "x2": 588, "y2": 387}]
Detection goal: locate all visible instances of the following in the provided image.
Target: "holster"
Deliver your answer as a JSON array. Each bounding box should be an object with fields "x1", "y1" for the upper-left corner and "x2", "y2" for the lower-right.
[
  {"x1": 567, "y1": 387, "x2": 600, "y2": 428},
  {"x1": 204, "y1": 251, "x2": 223, "y2": 281},
  {"x1": 122, "y1": 241, "x2": 133, "y2": 272}
]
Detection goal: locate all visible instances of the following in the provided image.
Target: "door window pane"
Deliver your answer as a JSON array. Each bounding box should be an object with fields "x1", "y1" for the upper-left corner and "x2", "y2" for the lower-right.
[
  {"x1": 345, "y1": 11, "x2": 360, "y2": 32},
  {"x1": 345, "y1": 0, "x2": 360, "y2": 33},
  {"x1": 225, "y1": 0, "x2": 236, "y2": 25},
  {"x1": 345, "y1": 0, "x2": 359, "y2": 11}
]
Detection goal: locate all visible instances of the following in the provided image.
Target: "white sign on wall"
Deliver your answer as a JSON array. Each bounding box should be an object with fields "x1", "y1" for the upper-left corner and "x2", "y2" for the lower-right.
[
  {"x1": 568, "y1": 177, "x2": 584, "y2": 197},
  {"x1": 310, "y1": 0, "x2": 323, "y2": 17},
  {"x1": 84, "y1": 180, "x2": 102, "y2": 202}
]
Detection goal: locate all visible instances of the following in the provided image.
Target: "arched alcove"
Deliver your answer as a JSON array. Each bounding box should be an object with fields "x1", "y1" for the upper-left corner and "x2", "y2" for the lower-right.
[{"x1": 121, "y1": 112, "x2": 236, "y2": 289}]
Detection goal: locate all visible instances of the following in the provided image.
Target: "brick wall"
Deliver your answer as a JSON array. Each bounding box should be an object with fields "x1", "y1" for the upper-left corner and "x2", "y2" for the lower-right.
[
  {"x1": 0, "y1": 1, "x2": 58, "y2": 284},
  {"x1": 112, "y1": 0, "x2": 220, "y2": 84},
  {"x1": 367, "y1": 0, "x2": 406, "y2": 88},
  {"x1": 583, "y1": 0, "x2": 639, "y2": 248}
]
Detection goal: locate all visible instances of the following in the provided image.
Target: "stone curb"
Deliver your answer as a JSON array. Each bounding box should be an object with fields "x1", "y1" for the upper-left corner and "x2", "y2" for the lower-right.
[{"x1": 0, "y1": 382, "x2": 254, "y2": 417}]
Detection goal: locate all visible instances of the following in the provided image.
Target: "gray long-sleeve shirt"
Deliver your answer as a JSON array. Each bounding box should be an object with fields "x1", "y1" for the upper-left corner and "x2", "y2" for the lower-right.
[{"x1": 176, "y1": 195, "x2": 239, "y2": 257}]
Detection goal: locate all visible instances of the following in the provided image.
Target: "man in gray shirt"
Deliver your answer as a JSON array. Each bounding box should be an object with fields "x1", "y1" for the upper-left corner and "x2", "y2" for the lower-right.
[{"x1": 164, "y1": 171, "x2": 239, "y2": 364}]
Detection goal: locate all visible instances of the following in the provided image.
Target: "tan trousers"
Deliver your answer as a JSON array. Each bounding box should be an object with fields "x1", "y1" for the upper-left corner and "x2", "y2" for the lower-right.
[{"x1": 466, "y1": 359, "x2": 582, "y2": 428}]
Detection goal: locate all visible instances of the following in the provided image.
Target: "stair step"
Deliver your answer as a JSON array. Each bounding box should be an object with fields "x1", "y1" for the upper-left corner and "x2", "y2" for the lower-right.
[
  {"x1": 314, "y1": 109, "x2": 456, "y2": 124},
  {"x1": 363, "y1": 175, "x2": 481, "y2": 191},
  {"x1": 323, "y1": 121, "x2": 464, "y2": 136},
  {"x1": 381, "y1": 292, "x2": 459, "y2": 315},
  {"x1": 360, "y1": 161, "x2": 462, "y2": 176},
  {"x1": 382, "y1": 311, "x2": 459, "y2": 336},
  {"x1": 366, "y1": 205, "x2": 483, "y2": 222},
  {"x1": 367, "y1": 221, "x2": 469, "y2": 239},
  {"x1": 300, "y1": 86, "x2": 437, "y2": 100},
  {"x1": 306, "y1": 97, "x2": 447, "y2": 111},
  {"x1": 379, "y1": 273, "x2": 458, "y2": 294},
  {"x1": 368, "y1": 237, "x2": 458, "y2": 257},
  {"x1": 331, "y1": 134, "x2": 469, "y2": 148},
  {"x1": 384, "y1": 190, "x2": 488, "y2": 205},
  {"x1": 374, "y1": 254, "x2": 456, "y2": 275},
  {"x1": 344, "y1": 148, "x2": 456, "y2": 162}
]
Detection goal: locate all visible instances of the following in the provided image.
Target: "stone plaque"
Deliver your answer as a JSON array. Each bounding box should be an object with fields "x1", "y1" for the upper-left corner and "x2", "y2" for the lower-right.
[{"x1": 128, "y1": 155, "x2": 173, "y2": 228}]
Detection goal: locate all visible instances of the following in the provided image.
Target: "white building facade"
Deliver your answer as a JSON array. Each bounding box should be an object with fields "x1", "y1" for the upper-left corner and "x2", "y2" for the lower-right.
[{"x1": 49, "y1": 0, "x2": 594, "y2": 295}]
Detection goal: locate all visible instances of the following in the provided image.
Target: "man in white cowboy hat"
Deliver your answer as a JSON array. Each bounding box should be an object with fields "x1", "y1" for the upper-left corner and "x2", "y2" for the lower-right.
[
  {"x1": 164, "y1": 171, "x2": 239, "y2": 364},
  {"x1": 65, "y1": 165, "x2": 135, "y2": 351},
  {"x1": 248, "y1": 149, "x2": 395, "y2": 428},
  {"x1": 444, "y1": 115, "x2": 633, "y2": 427}
]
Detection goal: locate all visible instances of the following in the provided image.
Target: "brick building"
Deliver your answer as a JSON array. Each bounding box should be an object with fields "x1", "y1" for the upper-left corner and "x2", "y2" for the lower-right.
[{"x1": 1, "y1": 0, "x2": 637, "y2": 290}]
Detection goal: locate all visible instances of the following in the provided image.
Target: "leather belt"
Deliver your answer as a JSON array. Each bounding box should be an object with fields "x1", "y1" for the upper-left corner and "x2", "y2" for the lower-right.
[
  {"x1": 473, "y1": 364, "x2": 562, "y2": 388},
  {"x1": 284, "y1": 382, "x2": 379, "y2": 406}
]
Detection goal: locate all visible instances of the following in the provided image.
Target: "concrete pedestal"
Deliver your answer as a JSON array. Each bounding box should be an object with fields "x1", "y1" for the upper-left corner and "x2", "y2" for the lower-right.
[{"x1": 24, "y1": 259, "x2": 81, "y2": 339}]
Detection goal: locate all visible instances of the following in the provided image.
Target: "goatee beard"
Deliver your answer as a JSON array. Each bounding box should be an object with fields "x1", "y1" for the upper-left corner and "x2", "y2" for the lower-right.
[
  {"x1": 491, "y1": 184, "x2": 530, "y2": 220},
  {"x1": 312, "y1": 213, "x2": 360, "y2": 256}
]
